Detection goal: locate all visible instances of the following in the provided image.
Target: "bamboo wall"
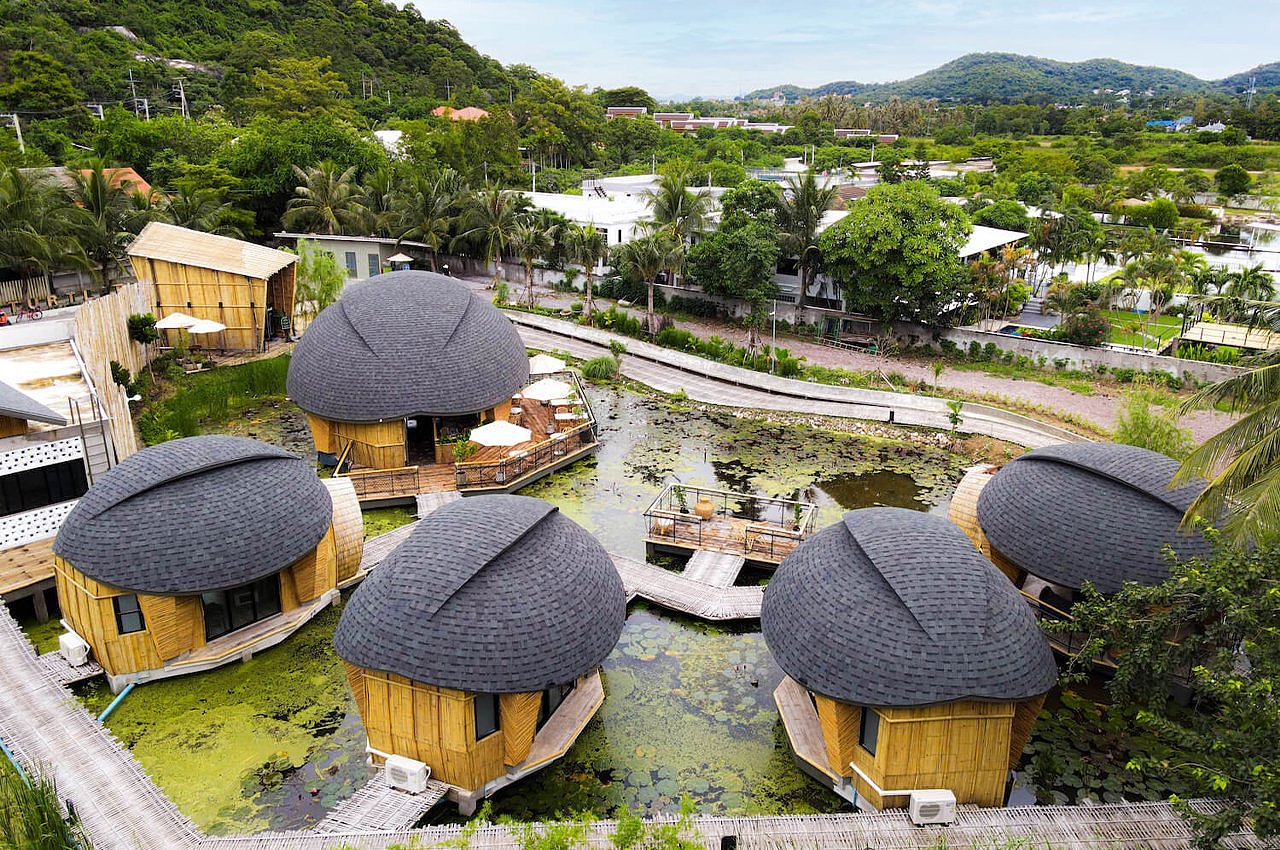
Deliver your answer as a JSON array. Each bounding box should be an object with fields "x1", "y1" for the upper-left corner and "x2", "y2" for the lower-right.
[
  {"x1": 71, "y1": 280, "x2": 155, "y2": 462},
  {"x1": 948, "y1": 465, "x2": 1025, "y2": 585},
  {"x1": 321, "y1": 476, "x2": 364, "y2": 584},
  {"x1": 815, "y1": 695, "x2": 1032, "y2": 809},
  {"x1": 131, "y1": 256, "x2": 273, "y2": 352},
  {"x1": 309, "y1": 415, "x2": 407, "y2": 470},
  {"x1": 0, "y1": 416, "x2": 26, "y2": 438},
  {"x1": 345, "y1": 667, "x2": 564, "y2": 791},
  {"x1": 54, "y1": 523, "x2": 341, "y2": 677}
]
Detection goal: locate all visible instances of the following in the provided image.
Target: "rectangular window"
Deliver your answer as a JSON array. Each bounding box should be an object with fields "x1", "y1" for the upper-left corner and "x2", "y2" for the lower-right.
[
  {"x1": 601, "y1": 230, "x2": 608, "y2": 245},
  {"x1": 368, "y1": 253, "x2": 380, "y2": 277},
  {"x1": 0, "y1": 458, "x2": 89, "y2": 518},
  {"x1": 858, "y1": 707, "x2": 880, "y2": 756},
  {"x1": 113, "y1": 594, "x2": 145, "y2": 634},
  {"x1": 344, "y1": 251, "x2": 358, "y2": 277},
  {"x1": 200, "y1": 575, "x2": 282, "y2": 641},
  {"x1": 538, "y1": 681, "x2": 576, "y2": 730},
  {"x1": 474, "y1": 693, "x2": 499, "y2": 740}
]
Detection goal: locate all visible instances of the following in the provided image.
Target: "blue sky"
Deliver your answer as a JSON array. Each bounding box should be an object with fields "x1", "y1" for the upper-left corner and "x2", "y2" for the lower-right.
[{"x1": 410, "y1": 0, "x2": 1277, "y2": 99}]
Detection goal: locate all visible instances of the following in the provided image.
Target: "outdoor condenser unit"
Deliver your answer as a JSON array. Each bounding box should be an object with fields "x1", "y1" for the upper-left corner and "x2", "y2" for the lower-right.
[
  {"x1": 58, "y1": 631, "x2": 91, "y2": 667},
  {"x1": 384, "y1": 754, "x2": 431, "y2": 794},
  {"x1": 908, "y1": 789, "x2": 957, "y2": 826}
]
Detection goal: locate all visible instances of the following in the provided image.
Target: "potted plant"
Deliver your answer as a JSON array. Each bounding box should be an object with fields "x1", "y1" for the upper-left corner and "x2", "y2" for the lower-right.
[
  {"x1": 673, "y1": 484, "x2": 688, "y2": 514},
  {"x1": 792, "y1": 501, "x2": 804, "y2": 531}
]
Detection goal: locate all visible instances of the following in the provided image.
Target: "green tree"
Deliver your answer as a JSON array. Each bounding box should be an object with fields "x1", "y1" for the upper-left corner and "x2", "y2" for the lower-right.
[
  {"x1": 508, "y1": 218, "x2": 554, "y2": 307},
  {"x1": 0, "y1": 167, "x2": 87, "y2": 278},
  {"x1": 282, "y1": 162, "x2": 367, "y2": 236},
  {"x1": 596, "y1": 86, "x2": 658, "y2": 111},
  {"x1": 1225, "y1": 264, "x2": 1276, "y2": 302},
  {"x1": 565, "y1": 223, "x2": 607, "y2": 321},
  {"x1": 1058, "y1": 536, "x2": 1280, "y2": 846},
  {"x1": 0, "y1": 51, "x2": 80, "y2": 111},
  {"x1": 71, "y1": 161, "x2": 145, "y2": 285},
  {"x1": 394, "y1": 168, "x2": 463, "y2": 272},
  {"x1": 686, "y1": 212, "x2": 780, "y2": 351},
  {"x1": 643, "y1": 170, "x2": 714, "y2": 244},
  {"x1": 1127, "y1": 197, "x2": 1180, "y2": 231},
  {"x1": 163, "y1": 187, "x2": 245, "y2": 237},
  {"x1": 615, "y1": 232, "x2": 681, "y2": 335},
  {"x1": 777, "y1": 172, "x2": 840, "y2": 308},
  {"x1": 971, "y1": 199, "x2": 1031, "y2": 233},
  {"x1": 293, "y1": 239, "x2": 345, "y2": 327},
  {"x1": 1215, "y1": 163, "x2": 1252, "y2": 199},
  {"x1": 819, "y1": 181, "x2": 972, "y2": 325},
  {"x1": 243, "y1": 57, "x2": 354, "y2": 121},
  {"x1": 1113, "y1": 385, "x2": 1196, "y2": 460},
  {"x1": 454, "y1": 186, "x2": 525, "y2": 285},
  {"x1": 1176, "y1": 305, "x2": 1280, "y2": 545}
]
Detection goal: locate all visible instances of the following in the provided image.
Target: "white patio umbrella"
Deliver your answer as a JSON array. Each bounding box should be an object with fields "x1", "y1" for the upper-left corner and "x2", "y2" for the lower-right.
[
  {"x1": 187, "y1": 319, "x2": 228, "y2": 335},
  {"x1": 527, "y1": 353, "x2": 566, "y2": 374},
  {"x1": 468, "y1": 420, "x2": 532, "y2": 447},
  {"x1": 155, "y1": 311, "x2": 199, "y2": 330},
  {"x1": 521, "y1": 377, "x2": 573, "y2": 402},
  {"x1": 386, "y1": 252, "x2": 413, "y2": 263}
]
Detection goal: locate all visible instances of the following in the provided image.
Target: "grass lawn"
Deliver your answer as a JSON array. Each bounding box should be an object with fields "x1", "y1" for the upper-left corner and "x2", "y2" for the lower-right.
[{"x1": 1104, "y1": 309, "x2": 1183, "y2": 349}]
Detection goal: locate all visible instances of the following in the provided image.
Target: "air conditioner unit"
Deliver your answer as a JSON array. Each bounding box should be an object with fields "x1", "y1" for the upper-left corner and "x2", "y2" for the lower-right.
[
  {"x1": 908, "y1": 789, "x2": 956, "y2": 826},
  {"x1": 384, "y1": 754, "x2": 431, "y2": 794},
  {"x1": 59, "y1": 631, "x2": 91, "y2": 667}
]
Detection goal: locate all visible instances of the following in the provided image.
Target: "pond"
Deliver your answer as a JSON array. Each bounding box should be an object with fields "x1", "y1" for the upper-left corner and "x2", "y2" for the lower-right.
[{"x1": 68, "y1": 383, "x2": 977, "y2": 833}]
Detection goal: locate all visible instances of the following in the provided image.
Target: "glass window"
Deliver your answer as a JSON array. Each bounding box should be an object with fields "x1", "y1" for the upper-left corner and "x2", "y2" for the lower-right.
[
  {"x1": 538, "y1": 681, "x2": 576, "y2": 730},
  {"x1": 344, "y1": 251, "x2": 358, "y2": 277},
  {"x1": 858, "y1": 706, "x2": 880, "y2": 756},
  {"x1": 113, "y1": 594, "x2": 145, "y2": 634},
  {"x1": 368, "y1": 253, "x2": 380, "y2": 277},
  {"x1": 201, "y1": 575, "x2": 282, "y2": 641},
  {"x1": 474, "y1": 693, "x2": 499, "y2": 739},
  {"x1": 0, "y1": 459, "x2": 89, "y2": 517}
]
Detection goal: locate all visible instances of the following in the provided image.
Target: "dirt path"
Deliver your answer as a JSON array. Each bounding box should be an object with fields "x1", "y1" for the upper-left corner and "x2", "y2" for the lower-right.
[{"x1": 458, "y1": 275, "x2": 1236, "y2": 443}]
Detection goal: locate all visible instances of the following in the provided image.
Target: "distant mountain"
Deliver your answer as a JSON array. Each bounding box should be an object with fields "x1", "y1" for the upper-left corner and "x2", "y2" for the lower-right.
[{"x1": 744, "y1": 53, "x2": 1276, "y2": 104}]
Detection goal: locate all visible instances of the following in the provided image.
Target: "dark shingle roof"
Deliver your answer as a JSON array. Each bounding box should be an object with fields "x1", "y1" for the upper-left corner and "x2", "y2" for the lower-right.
[
  {"x1": 0, "y1": 380, "x2": 66, "y2": 426},
  {"x1": 761, "y1": 507, "x2": 1058, "y2": 707},
  {"x1": 53, "y1": 436, "x2": 331, "y2": 595},
  {"x1": 334, "y1": 495, "x2": 626, "y2": 693},
  {"x1": 286, "y1": 271, "x2": 529, "y2": 423},
  {"x1": 977, "y1": 442, "x2": 1211, "y2": 593}
]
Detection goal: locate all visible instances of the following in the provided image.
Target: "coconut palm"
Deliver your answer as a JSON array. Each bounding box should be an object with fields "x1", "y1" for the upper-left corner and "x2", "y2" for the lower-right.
[
  {"x1": 642, "y1": 171, "x2": 713, "y2": 244},
  {"x1": 282, "y1": 162, "x2": 367, "y2": 236},
  {"x1": 1226, "y1": 263, "x2": 1276, "y2": 303},
  {"x1": 1176, "y1": 304, "x2": 1280, "y2": 545},
  {"x1": 508, "y1": 219, "x2": 554, "y2": 307},
  {"x1": 394, "y1": 169, "x2": 462, "y2": 272},
  {"x1": 1186, "y1": 264, "x2": 1234, "y2": 298},
  {"x1": 357, "y1": 168, "x2": 396, "y2": 237},
  {"x1": 452, "y1": 186, "x2": 525, "y2": 286},
  {"x1": 71, "y1": 162, "x2": 145, "y2": 285},
  {"x1": 0, "y1": 167, "x2": 87, "y2": 278},
  {"x1": 566, "y1": 223, "x2": 607, "y2": 321},
  {"x1": 777, "y1": 172, "x2": 841, "y2": 307},
  {"x1": 164, "y1": 187, "x2": 244, "y2": 237},
  {"x1": 616, "y1": 232, "x2": 681, "y2": 335}
]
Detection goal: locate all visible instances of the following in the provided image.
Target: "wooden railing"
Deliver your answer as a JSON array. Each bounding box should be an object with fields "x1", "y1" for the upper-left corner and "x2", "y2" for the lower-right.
[
  {"x1": 454, "y1": 422, "x2": 595, "y2": 490},
  {"x1": 644, "y1": 484, "x2": 816, "y2": 536}
]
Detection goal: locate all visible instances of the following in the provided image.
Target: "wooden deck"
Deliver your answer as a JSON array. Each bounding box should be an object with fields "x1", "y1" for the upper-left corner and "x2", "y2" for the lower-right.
[
  {"x1": 0, "y1": 537, "x2": 54, "y2": 595},
  {"x1": 315, "y1": 774, "x2": 448, "y2": 833},
  {"x1": 37, "y1": 649, "x2": 104, "y2": 686},
  {"x1": 646, "y1": 514, "x2": 802, "y2": 565},
  {"x1": 682, "y1": 550, "x2": 747, "y2": 588},
  {"x1": 612, "y1": 553, "x2": 764, "y2": 620},
  {"x1": 774, "y1": 675, "x2": 848, "y2": 791}
]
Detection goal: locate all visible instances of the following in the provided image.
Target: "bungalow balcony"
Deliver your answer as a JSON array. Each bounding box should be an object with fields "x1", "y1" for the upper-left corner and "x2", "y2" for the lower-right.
[{"x1": 643, "y1": 484, "x2": 817, "y2": 566}]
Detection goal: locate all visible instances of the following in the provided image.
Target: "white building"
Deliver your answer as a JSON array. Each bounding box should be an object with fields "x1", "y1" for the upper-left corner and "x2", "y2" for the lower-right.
[
  {"x1": 274, "y1": 233, "x2": 430, "y2": 282},
  {"x1": 520, "y1": 192, "x2": 653, "y2": 261}
]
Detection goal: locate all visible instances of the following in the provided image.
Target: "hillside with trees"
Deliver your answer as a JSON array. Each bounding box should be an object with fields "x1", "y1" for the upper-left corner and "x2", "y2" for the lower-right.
[{"x1": 746, "y1": 52, "x2": 1271, "y2": 104}]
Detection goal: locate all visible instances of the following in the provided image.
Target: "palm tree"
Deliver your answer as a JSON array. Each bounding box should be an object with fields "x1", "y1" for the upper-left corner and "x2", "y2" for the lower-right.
[
  {"x1": 777, "y1": 172, "x2": 840, "y2": 307},
  {"x1": 394, "y1": 169, "x2": 462, "y2": 272},
  {"x1": 0, "y1": 167, "x2": 87, "y2": 279},
  {"x1": 642, "y1": 171, "x2": 713, "y2": 243},
  {"x1": 453, "y1": 186, "x2": 524, "y2": 286},
  {"x1": 1226, "y1": 263, "x2": 1276, "y2": 302},
  {"x1": 616, "y1": 232, "x2": 681, "y2": 335},
  {"x1": 1176, "y1": 305, "x2": 1280, "y2": 545},
  {"x1": 71, "y1": 162, "x2": 143, "y2": 286},
  {"x1": 1186, "y1": 265, "x2": 1234, "y2": 298},
  {"x1": 508, "y1": 218, "x2": 554, "y2": 307},
  {"x1": 566, "y1": 223, "x2": 607, "y2": 321},
  {"x1": 357, "y1": 168, "x2": 396, "y2": 237},
  {"x1": 282, "y1": 162, "x2": 367, "y2": 235},
  {"x1": 164, "y1": 187, "x2": 244, "y2": 237}
]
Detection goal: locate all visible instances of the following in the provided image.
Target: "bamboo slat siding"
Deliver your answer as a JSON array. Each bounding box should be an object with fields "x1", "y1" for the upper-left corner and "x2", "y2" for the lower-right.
[
  {"x1": 71, "y1": 280, "x2": 154, "y2": 461},
  {"x1": 948, "y1": 465, "x2": 1026, "y2": 584}
]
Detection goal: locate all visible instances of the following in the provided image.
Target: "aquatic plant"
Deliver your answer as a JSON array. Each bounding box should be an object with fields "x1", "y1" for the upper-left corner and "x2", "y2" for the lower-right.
[
  {"x1": 582, "y1": 356, "x2": 620, "y2": 381},
  {"x1": 138, "y1": 355, "x2": 291, "y2": 444},
  {"x1": 0, "y1": 759, "x2": 93, "y2": 850}
]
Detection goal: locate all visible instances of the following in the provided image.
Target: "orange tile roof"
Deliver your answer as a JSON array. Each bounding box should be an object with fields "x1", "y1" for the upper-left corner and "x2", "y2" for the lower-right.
[{"x1": 431, "y1": 106, "x2": 491, "y2": 121}]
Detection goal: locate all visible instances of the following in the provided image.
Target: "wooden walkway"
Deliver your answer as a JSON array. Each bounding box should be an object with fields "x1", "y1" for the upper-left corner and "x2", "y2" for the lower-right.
[
  {"x1": 613, "y1": 553, "x2": 763, "y2": 620},
  {"x1": 314, "y1": 774, "x2": 449, "y2": 834},
  {"x1": 415, "y1": 491, "x2": 462, "y2": 517},
  {"x1": 509, "y1": 313, "x2": 1082, "y2": 449},
  {"x1": 682, "y1": 550, "x2": 747, "y2": 588},
  {"x1": 37, "y1": 649, "x2": 104, "y2": 686}
]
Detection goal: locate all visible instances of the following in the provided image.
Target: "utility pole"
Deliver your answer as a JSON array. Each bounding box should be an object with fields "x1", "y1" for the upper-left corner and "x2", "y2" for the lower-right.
[
  {"x1": 444, "y1": 79, "x2": 453, "y2": 99},
  {"x1": 1246, "y1": 76, "x2": 1257, "y2": 110},
  {"x1": 0, "y1": 113, "x2": 23, "y2": 153},
  {"x1": 127, "y1": 69, "x2": 141, "y2": 117},
  {"x1": 173, "y1": 77, "x2": 189, "y2": 119},
  {"x1": 531, "y1": 160, "x2": 537, "y2": 192}
]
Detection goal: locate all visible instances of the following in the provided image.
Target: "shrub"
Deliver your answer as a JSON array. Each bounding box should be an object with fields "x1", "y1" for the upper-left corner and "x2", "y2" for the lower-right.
[
  {"x1": 1113, "y1": 387, "x2": 1195, "y2": 460},
  {"x1": 1057, "y1": 305, "x2": 1110, "y2": 347},
  {"x1": 1112, "y1": 367, "x2": 1139, "y2": 383},
  {"x1": 126, "y1": 312, "x2": 159, "y2": 345},
  {"x1": 608, "y1": 339, "x2": 627, "y2": 358},
  {"x1": 967, "y1": 341, "x2": 982, "y2": 359},
  {"x1": 581, "y1": 355, "x2": 619, "y2": 381},
  {"x1": 494, "y1": 281, "x2": 509, "y2": 304},
  {"x1": 982, "y1": 342, "x2": 1000, "y2": 362},
  {"x1": 655, "y1": 326, "x2": 697, "y2": 350},
  {"x1": 569, "y1": 301, "x2": 583, "y2": 314},
  {"x1": 109, "y1": 360, "x2": 131, "y2": 388}
]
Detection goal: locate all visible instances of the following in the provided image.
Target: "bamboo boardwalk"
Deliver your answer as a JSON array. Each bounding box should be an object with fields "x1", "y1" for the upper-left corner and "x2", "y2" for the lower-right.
[
  {"x1": 681, "y1": 549, "x2": 747, "y2": 587},
  {"x1": 508, "y1": 314, "x2": 1081, "y2": 449},
  {"x1": 314, "y1": 774, "x2": 449, "y2": 834},
  {"x1": 415, "y1": 491, "x2": 462, "y2": 517},
  {"x1": 613, "y1": 553, "x2": 763, "y2": 620},
  {"x1": 0, "y1": 598, "x2": 1270, "y2": 849},
  {"x1": 36, "y1": 649, "x2": 103, "y2": 686}
]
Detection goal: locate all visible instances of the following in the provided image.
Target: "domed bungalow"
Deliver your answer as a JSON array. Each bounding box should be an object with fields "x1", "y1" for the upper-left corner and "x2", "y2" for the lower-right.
[
  {"x1": 334, "y1": 495, "x2": 625, "y2": 813},
  {"x1": 52, "y1": 436, "x2": 361, "y2": 691},
  {"x1": 948, "y1": 443, "x2": 1212, "y2": 632},
  {"x1": 287, "y1": 271, "x2": 598, "y2": 500},
  {"x1": 762, "y1": 508, "x2": 1058, "y2": 810}
]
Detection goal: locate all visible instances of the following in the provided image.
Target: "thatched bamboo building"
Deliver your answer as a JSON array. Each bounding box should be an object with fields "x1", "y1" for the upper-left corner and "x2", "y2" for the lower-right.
[
  {"x1": 128, "y1": 222, "x2": 297, "y2": 351},
  {"x1": 762, "y1": 508, "x2": 1058, "y2": 810},
  {"x1": 288, "y1": 271, "x2": 528, "y2": 472},
  {"x1": 334, "y1": 494, "x2": 625, "y2": 813},
  {"x1": 52, "y1": 436, "x2": 361, "y2": 691},
  {"x1": 949, "y1": 443, "x2": 1212, "y2": 614}
]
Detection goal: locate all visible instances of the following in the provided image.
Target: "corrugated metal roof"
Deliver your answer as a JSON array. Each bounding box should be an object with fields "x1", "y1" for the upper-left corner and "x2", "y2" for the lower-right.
[{"x1": 128, "y1": 222, "x2": 296, "y2": 280}]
